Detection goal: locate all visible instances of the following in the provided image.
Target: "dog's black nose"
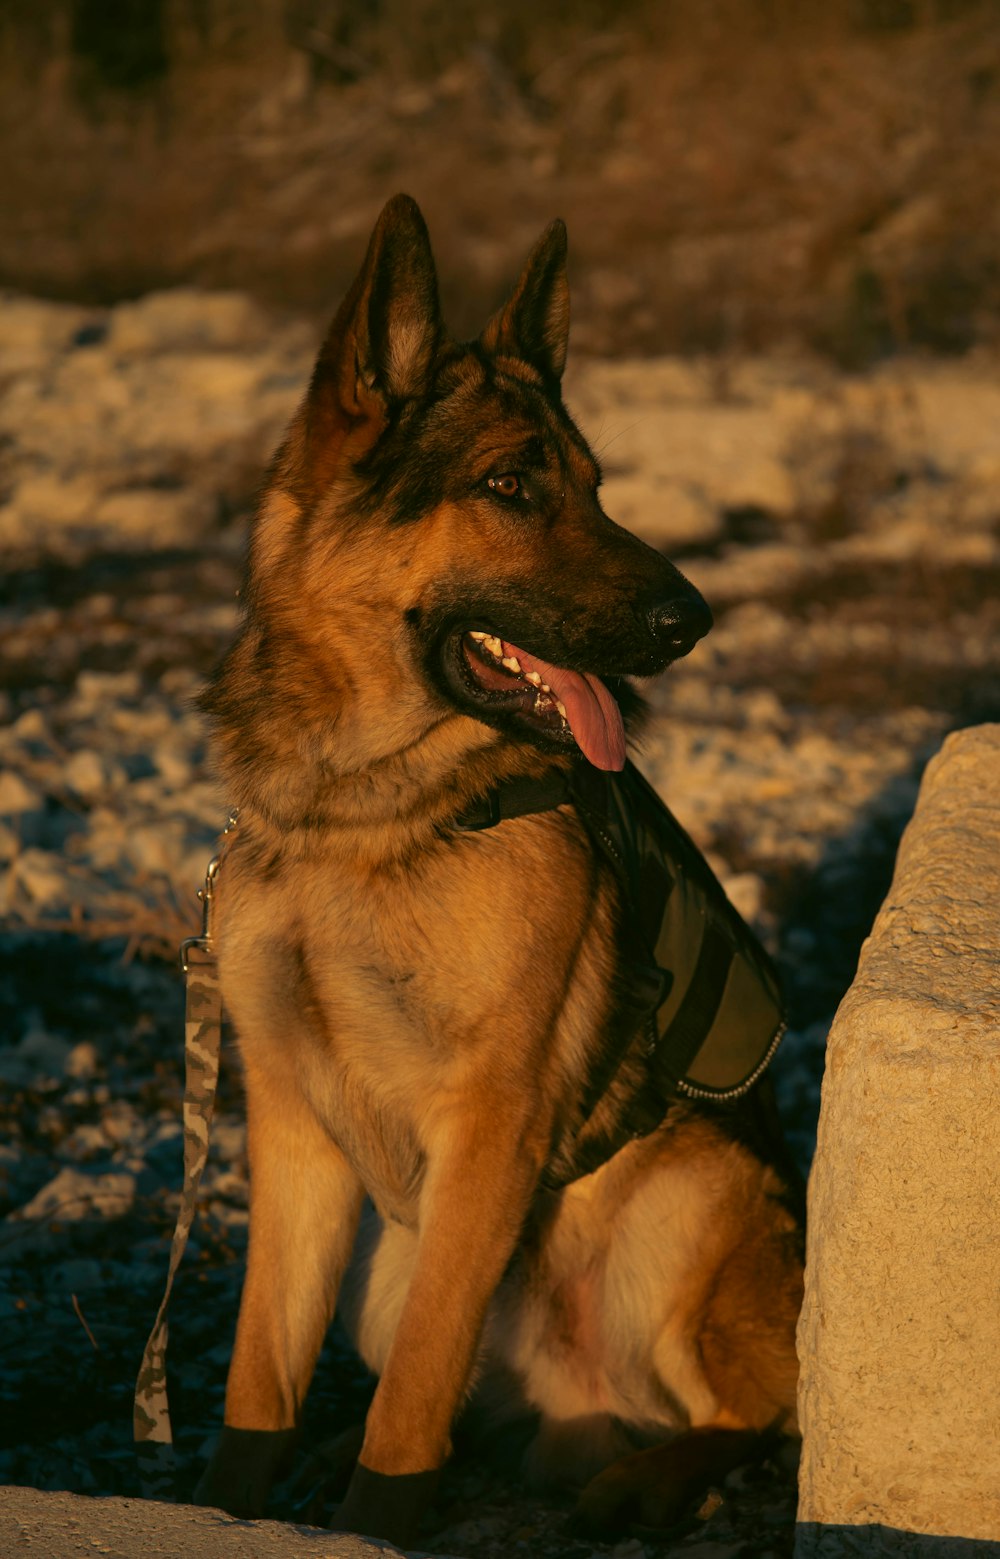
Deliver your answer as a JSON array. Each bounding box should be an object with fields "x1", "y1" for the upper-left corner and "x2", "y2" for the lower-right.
[{"x1": 648, "y1": 593, "x2": 714, "y2": 659}]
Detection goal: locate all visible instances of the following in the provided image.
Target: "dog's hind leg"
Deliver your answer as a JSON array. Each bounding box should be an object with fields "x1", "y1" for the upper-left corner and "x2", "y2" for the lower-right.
[
  {"x1": 573, "y1": 1168, "x2": 803, "y2": 1536},
  {"x1": 570, "y1": 1299, "x2": 796, "y2": 1537},
  {"x1": 195, "y1": 1068, "x2": 365, "y2": 1518}
]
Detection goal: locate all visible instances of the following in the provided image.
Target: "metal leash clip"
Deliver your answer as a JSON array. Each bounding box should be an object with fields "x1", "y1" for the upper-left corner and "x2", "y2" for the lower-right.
[
  {"x1": 179, "y1": 809, "x2": 238, "y2": 973},
  {"x1": 180, "y1": 855, "x2": 221, "y2": 973}
]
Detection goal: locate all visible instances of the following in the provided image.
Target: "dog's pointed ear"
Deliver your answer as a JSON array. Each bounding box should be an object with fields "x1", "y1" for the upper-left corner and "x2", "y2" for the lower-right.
[
  {"x1": 480, "y1": 220, "x2": 569, "y2": 382},
  {"x1": 305, "y1": 195, "x2": 442, "y2": 461}
]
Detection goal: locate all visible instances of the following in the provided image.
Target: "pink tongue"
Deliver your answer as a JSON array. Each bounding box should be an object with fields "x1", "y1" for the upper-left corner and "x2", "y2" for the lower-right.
[{"x1": 503, "y1": 641, "x2": 626, "y2": 772}]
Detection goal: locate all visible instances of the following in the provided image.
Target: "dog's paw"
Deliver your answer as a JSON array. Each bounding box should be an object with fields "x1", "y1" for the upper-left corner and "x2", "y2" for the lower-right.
[
  {"x1": 570, "y1": 1427, "x2": 762, "y2": 1537},
  {"x1": 331, "y1": 1462, "x2": 440, "y2": 1547},
  {"x1": 569, "y1": 1453, "x2": 691, "y2": 1537},
  {"x1": 193, "y1": 1425, "x2": 298, "y2": 1518}
]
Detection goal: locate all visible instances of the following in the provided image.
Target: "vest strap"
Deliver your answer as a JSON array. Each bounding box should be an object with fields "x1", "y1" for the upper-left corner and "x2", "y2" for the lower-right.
[{"x1": 453, "y1": 769, "x2": 571, "y2": 830}]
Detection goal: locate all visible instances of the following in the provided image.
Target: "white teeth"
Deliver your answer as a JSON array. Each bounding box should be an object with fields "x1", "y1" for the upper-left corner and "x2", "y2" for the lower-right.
[
  {"x1": 468, "y1": 635, "x2": 554, "y2": 702},
  {"x1": 555, "y1": 699, "x2": 568, "y2": 719}
]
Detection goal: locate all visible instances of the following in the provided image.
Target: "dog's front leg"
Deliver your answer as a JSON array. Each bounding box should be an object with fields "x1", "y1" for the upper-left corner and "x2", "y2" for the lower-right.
[
  {"x1": 334, "y1": 1099, "x2": 547, "y2": 1546},
  {"x1": 195, "y1": 1069, "x2": 365, "y2": 1518}
]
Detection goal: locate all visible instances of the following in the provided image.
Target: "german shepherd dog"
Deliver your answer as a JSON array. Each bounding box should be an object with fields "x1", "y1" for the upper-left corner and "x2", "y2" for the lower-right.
[{"x1": 194, "y1": 195, "x2": 803, "y2": 1546}]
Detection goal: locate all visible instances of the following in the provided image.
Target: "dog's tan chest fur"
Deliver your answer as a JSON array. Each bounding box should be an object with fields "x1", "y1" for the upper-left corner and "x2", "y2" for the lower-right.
[{"x1": 216, "y1": 811, "x2": 615, "y2": 1224}]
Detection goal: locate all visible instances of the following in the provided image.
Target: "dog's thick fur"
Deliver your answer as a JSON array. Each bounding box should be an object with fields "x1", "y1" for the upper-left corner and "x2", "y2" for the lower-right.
[{"x1": 194, "y1": 196, "x2": 803, "y2": 1545}]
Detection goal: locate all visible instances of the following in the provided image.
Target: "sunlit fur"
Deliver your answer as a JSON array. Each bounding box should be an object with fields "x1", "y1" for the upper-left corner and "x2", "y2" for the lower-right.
[{"x1": 194, "y1": 195, "x2": 802, "y2": 1545}]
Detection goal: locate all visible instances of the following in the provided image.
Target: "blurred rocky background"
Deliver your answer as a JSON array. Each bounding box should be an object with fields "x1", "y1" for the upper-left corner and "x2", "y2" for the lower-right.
[
  {"x1": 2, "y1": 4, "x2": 999, "y2": 1557},
  {"x1": 4, "y1": 0, "x2": 1000, "y2": 360}
]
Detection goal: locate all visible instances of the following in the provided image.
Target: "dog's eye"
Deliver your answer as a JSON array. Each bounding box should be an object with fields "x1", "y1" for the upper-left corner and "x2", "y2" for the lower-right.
[{"x1": 487, "y1": 474, "x2": 522, "y2": 499}]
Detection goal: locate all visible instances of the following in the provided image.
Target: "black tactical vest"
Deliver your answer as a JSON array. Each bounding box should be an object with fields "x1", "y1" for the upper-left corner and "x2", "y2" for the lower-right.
[
  {"x1": 569, "y1": 759, "x2": 785, "y2": 1100},
  {"x1": 456, "y1": 759, "x2": 786, "y2": 1180}
]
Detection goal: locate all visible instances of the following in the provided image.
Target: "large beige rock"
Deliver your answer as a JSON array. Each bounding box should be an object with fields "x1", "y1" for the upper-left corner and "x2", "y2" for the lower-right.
[{"x1": 796, "y1": 725, "x2": 1000, "y2": 1552}]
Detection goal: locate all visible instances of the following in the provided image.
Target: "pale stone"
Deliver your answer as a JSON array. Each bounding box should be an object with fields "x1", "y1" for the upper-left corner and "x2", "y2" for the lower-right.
[
  {"x1": 11, "y1": 1166, "x2": 137, "y2": 1224},
  {"x1": 8, "y1": 472, "x2": 102, "y2": 529},
  {"x1": 10, "y1": 707, "x2": 51, "y2": 742},
  {"x1": 65, "y1": 1040, "x2": 100, "y2": 1080},
  {"x1": 64, "y1": 749, "x2": 113, "y2": 800},
  {"x1": 600, "y1": 473, "x2": 723, "y2": 549},
  {"x1": 0, "y1": 770, "x2": 44, "y2": 816},
  {"x1": 93, "y1": 486, "x2": 216, "y2": 547},
  {"x1": 568, "y1": 357, "x2": 800, "y2": 519},
  {"x1": 796, "y1": 724, "x2": 1000, "y2": 1551},
  {"x1": 717, "y1": 869, "x2": 765, "y2": 928},
  {"x1": 0, "y1": 1486, "x2": 416, "y2": 1559},
  {"x1": 73, "y1": 670, "x2": 142, "y2": 707},
  {"x1": 106, "y1": 288, "x2": 271, "y2": 355},
  {"x1": 13, "y1": 847, "x2": 66, "y2": 906},
  {"x1": 0, "y1": 295, "x2": 94, "y2": 373}
]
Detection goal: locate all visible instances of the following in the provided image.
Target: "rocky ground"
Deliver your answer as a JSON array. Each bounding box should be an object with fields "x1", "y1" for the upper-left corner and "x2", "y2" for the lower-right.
[{"x1": 2, "y1": 287, "x2": 999, "y2": 1558}]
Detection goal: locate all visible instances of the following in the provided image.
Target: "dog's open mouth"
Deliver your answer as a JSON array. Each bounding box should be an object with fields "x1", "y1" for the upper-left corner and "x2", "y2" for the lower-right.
[{"x1": 455, "y1": 629, "x2": 626, "y2": 771}]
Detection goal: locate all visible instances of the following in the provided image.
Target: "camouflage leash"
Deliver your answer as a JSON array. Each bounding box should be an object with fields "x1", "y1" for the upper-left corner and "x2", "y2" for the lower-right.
[{"x1": 134, "y1": 820, "x2": 234, "y2": 1498}]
